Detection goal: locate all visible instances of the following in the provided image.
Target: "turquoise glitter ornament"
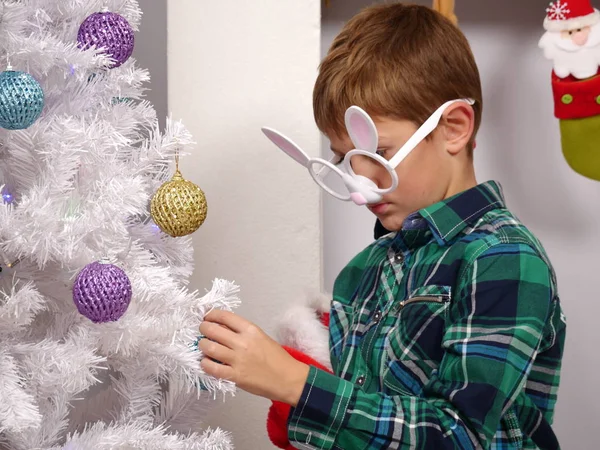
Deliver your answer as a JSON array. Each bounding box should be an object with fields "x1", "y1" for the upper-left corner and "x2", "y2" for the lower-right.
[
  {"x1": 0, "y1": 68, "x2": 44, "y2": 130},
  {"x1": 190, "y1": 335, "x2": 209, "y2": 391}
]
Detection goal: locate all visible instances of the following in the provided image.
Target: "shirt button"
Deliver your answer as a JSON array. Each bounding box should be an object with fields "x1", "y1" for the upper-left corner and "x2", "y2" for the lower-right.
[
  {"x1": 373, "y1": 310, "x2": 382, "y2": 323},
  {"x1": 356, "y1": 376, "x2": 366, "y2": 386},
  {"x1": 394, "y1": 253, "x2": 404, "y2": 263}
]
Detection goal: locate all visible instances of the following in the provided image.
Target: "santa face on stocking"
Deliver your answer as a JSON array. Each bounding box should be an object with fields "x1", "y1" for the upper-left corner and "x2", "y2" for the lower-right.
[{"x1": 539, "y1": 0, "x2": 600, "y2": 79}]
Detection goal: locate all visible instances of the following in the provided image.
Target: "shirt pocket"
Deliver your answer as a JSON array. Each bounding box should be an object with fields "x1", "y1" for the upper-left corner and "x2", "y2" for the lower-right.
[
  {"x1": 329, "y1": 300, "x2": 355, "y2": 361},
  {"x1": 382, "y1": 285, "x2": 451, "y2": 396}
]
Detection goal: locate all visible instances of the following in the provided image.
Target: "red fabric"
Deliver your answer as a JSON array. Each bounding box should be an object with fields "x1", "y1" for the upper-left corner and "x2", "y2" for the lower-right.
[
  {"x1": 266, "y1": 346, "x2": 333, "y2": 449},
  {"x1": 320, "y1": 312, "x2": 330, "y2": 328},
  {"x1": 547, "y1": 0, "x2": 595, "y2": 21},
  {"x1": 266, "y1": 400, "x2": 295, "y2": 450},
  {"x1": 552, "y1": 68, "x2": 600, "y2": 119}
]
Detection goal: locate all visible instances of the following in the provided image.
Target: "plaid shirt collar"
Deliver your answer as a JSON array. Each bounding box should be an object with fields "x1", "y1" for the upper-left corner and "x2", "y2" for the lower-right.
[{"x1": 393, "y1": 180, "x2": 507, "y2": 250}]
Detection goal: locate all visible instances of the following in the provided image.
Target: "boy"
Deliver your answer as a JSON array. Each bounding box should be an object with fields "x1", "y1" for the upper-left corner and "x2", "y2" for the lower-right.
[{"x1": 198, "y1": 3, "x2": 566, "y2": 449}]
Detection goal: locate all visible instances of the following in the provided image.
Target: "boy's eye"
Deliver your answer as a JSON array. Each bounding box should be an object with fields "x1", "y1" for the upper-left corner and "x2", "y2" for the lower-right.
[{"x1": 376, "y1": 149, "x2": 387, "y2": 158}]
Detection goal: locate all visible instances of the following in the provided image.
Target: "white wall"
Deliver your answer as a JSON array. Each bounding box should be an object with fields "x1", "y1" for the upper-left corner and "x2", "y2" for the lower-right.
[
  {"x1": 323, "y1": 0, "x2": 598, "y2": 448},
  {"x1": 168, "y1": 1, "x2": 322, "y2": 448}
]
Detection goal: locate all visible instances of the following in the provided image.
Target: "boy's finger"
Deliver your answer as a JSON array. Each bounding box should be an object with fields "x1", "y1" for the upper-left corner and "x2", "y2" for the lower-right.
[
  {"x1": 204, "y1": 309, "x2": 247, "y2": 333},
  {"x1": 198, "y1": 321, "x2": 239, "y2": 349},
  {"x1": 200, "y1": 357, "x2": 235, "y2": 382},
  {"x1": 198, "y1": 338, "x2": 235, "y2": 365}
]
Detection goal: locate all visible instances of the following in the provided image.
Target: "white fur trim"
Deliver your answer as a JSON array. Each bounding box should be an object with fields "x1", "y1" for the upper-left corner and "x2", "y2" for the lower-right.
[
  {"x1": 306, "y1": 291, "x2": 332, "y2": 315},
  {"x1": 544, "y1": 9, "x2": 600, "y2": 31},
  {"x1": 275, "y1": 291, "x2": 332, "y2": 370}
]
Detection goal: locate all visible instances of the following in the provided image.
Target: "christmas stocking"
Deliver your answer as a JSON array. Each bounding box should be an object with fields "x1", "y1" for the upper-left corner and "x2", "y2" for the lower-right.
[
  {"x1": 539, "y1": 0, "x2": 600, "y2": 180},
  {"x1": 265, "y1": 293, "x2": 333, "y2": 450}
]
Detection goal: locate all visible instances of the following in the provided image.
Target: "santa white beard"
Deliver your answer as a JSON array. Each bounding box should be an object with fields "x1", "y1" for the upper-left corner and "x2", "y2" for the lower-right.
[{"x1": 539, "y1": 22, "x2": 600, "y2": 79}]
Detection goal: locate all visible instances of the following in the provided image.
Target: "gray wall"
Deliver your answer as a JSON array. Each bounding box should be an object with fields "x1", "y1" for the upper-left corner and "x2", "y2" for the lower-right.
[{"x1": 134, "y1": 0, "x2": 168, "y2": 130}]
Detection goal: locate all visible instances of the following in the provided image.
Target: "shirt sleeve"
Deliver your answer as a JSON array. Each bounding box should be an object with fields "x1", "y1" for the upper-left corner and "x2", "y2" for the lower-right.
[{"x1": 287, "y1": 243, "x2": 555, "y2": 450}]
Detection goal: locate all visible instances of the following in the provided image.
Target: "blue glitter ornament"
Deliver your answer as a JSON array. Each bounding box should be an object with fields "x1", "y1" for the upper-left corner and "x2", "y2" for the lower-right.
[
  {"x1": 190, "y1": 335, "x2": 204, "y2": 352},
  {"x1": 190, "y1": 335, "x2": 209, "y2": 391},
  {"x1": 0, "y1": 69, "x2": 44, "y2": 130},
  {"x1": 111, "y1": 97, "x2": 133, "y2": 105}
]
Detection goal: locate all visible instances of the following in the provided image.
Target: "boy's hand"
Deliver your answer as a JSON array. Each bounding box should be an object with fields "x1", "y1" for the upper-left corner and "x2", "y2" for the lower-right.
[{"x1": 198, "y1": 309, "x2": 310, "y2": 407}]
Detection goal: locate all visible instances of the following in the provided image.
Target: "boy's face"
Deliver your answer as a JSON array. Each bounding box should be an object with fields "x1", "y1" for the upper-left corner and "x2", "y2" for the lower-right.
[{"x1": 327, "y1": 116, "x2": 471, "y2": 232}]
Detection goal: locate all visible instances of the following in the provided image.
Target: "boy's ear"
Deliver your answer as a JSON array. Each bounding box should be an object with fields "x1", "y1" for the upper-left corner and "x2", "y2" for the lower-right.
[{"x1": 442, "y1": 102, "x2": 474, "y2": 155}]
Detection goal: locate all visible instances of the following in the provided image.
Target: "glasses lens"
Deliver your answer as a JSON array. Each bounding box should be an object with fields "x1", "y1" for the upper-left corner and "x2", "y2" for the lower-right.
[
  {"x1": 309, "y1": 160, "x2": 351, "y2": 199},
  {"x1": 348, "y1": 153, "x2": 394, "y2": 190}
]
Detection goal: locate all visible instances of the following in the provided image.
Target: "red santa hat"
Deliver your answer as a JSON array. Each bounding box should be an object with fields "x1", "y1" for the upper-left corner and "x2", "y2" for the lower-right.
[
  {"x1": 274, "y1": 291, "x2": 332, "y2": 370},
  {"x1": 266, "y1": 292, "x2": 333, "y2": 450},
  {"x1": 544, "y1": 0, "x2": 600, "y2": 32},
  {"x1": 266, "y1": 346, "x2": 333, "y2": 450}
]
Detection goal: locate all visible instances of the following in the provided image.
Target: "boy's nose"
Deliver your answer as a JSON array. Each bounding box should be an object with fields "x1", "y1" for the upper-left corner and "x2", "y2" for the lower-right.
[
  {"x1": 350, "y1": 192, "x2": 368, "y2": 206},
  {"x1": 350, "y1": 155, "x2": 392, "y2": 189}
]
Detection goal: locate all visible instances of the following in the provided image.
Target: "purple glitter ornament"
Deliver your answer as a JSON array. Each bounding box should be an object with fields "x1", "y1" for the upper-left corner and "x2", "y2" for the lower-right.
[
  {"x1": 77, "y1": 11, "x2": 135, "y2": 69},
  {"x1": 73, "y1": 259, "x2": 132, "y2": 323}
]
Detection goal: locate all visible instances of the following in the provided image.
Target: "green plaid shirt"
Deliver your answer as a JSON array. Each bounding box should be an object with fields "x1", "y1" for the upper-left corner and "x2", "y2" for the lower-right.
[{"x1": 288, "y1": 181, "x2": 566, "y2": 450}]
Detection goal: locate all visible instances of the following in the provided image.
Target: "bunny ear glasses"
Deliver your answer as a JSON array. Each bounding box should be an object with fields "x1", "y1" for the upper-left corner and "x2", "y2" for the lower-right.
[{"x1": 261, "y1": 98, "x2": 474, "y2": 206}]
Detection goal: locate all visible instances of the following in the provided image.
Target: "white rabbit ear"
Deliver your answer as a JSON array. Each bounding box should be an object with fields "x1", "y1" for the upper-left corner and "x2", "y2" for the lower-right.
[
  {"x1": 345, "y1": 106, "x2": 378, "y2": 152},
  {"x1": 261, "y1": 127, "x2": 311, "y2": 167}
]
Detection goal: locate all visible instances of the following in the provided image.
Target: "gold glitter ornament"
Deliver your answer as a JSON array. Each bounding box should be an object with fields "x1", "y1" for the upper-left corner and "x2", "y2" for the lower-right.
[{"x1": 150, "y1": 155, "x2": 207, "y2": 237}]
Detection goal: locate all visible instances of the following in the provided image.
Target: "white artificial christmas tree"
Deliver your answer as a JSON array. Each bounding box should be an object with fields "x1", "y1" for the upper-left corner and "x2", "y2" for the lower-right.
[{"x1": 0, "y1": 1, "x2": 238, "y2": 449}]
